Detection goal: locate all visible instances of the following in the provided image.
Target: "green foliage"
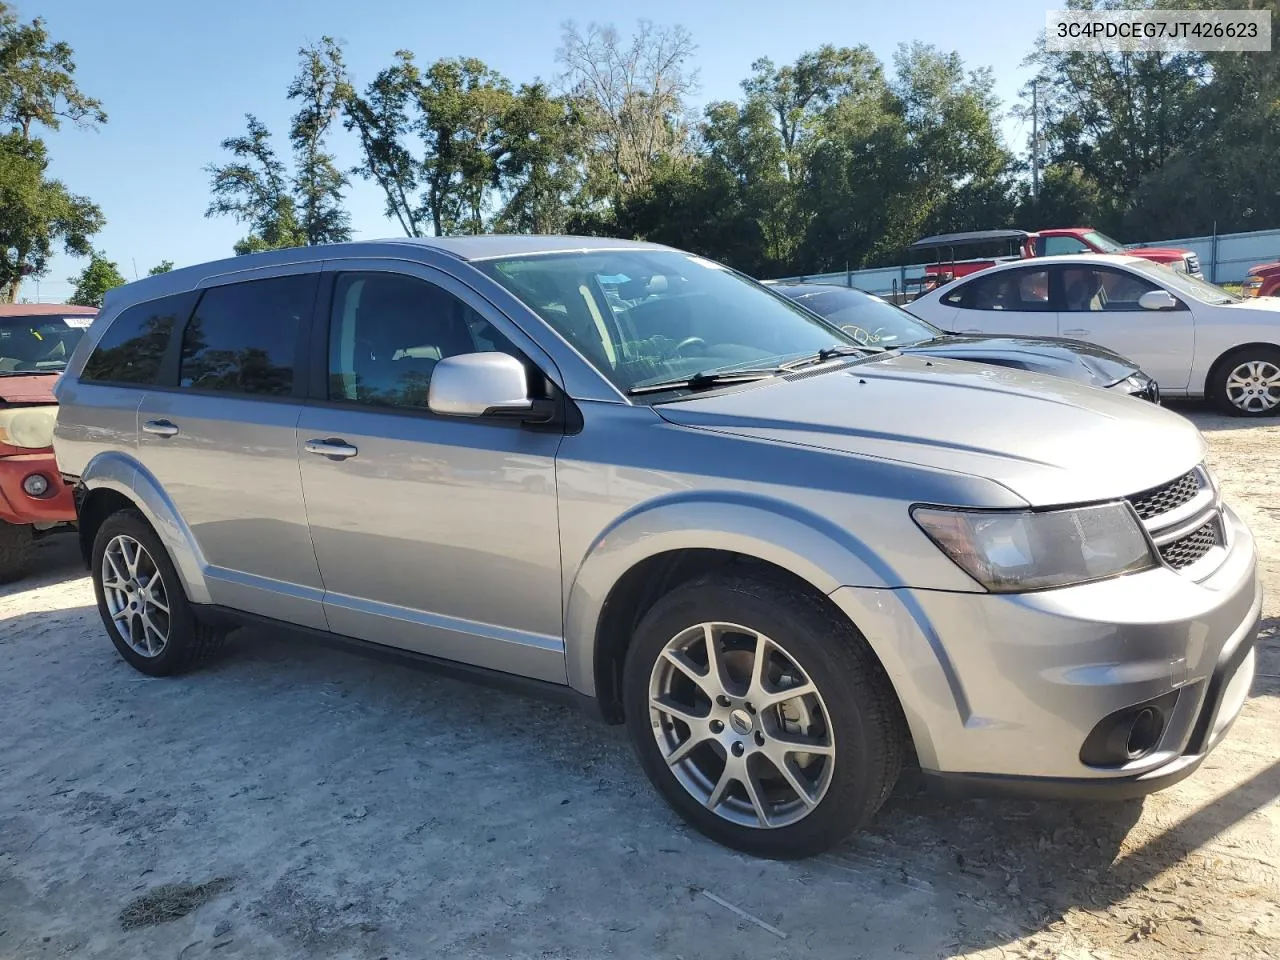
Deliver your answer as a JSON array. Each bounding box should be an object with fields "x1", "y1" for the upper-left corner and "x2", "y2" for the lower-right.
[
  {"x1": 147, "y1": 259, "x2": 174, "y2": 275},
  {"x1": 0, "y1": 2, "x2": 106, "y2": 138},
  {"x1": 0, "y1": 132, "x2": 103, "y2": 301},
  {"x1": 0, "y1": 3, "x2": 104, "y2": 301},
  {"x1": 207, "y1": 37, "x2": 351, "y2": 253},
  {"x1": 68, "y1": 249, "x2": 125, "y2": 307}
]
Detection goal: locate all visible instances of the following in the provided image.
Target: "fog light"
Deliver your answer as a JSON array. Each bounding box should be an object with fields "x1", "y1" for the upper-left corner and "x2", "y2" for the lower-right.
[
  {"x1": 1080, "y1": 690, "x2": 1179, "y2": 767},
  {"x1": 22, "y1": 473, "x2": 50, "y2": 497}
]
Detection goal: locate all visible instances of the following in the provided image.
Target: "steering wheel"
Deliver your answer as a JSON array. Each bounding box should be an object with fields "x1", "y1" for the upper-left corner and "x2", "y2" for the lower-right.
[
  {"x1": 667, "y1": 336, "x2": 707, "y2": 358},
  {"x1": 840, "y1": 324, "x2": 873, "y2": 345}
]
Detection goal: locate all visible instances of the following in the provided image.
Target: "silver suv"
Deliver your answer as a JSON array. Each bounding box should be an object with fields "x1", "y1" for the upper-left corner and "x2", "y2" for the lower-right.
[{"x1": 54, "y1": 237, "x2": 1261, "y2": 858}]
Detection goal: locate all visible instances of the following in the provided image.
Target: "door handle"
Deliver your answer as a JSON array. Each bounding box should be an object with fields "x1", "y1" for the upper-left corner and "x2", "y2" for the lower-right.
[
  {"x1": 1062, "y1": 328, "x2": 1091, "y2": 336},
  {"x1": 142, "y1": 419, "x2": 179, "y2": 437},
  {"x1": 304, "y1": 438, "x2": 358, "y2": 460}
]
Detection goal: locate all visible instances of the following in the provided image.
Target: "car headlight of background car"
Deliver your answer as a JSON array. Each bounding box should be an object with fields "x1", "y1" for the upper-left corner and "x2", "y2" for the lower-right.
[
  {"x1": 1119, "y1": 373, "x2": 1159, "y2": 403},
  {"x1": 0, "y1": 406, "x2": 58, "y2": 450},
  {"x1": 1243, "y1": 275, "x2": 1263, "y2": 296},
  {"x1": 912, "y1": 502, "x2": 1157, "y2": 592}
]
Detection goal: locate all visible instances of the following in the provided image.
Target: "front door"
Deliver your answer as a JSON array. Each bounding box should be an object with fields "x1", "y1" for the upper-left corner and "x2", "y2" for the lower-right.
[
  {"x1": 136, "y1": 269, "x2": 327, "y2": 628},
  {"x1": 1053, "y1": 264, "x2": 1195, "y2": 390},
  {"x1": 296, "y1": 262, "x2": 567, "y2": 682}
]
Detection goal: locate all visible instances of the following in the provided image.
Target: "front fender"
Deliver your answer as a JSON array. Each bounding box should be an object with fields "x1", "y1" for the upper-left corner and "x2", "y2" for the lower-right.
[
  {"x1": 78, "y1": 450, "x2": 212, "y2": 604},
  {"x1": 563, "y1": 491, "x2": 897, "y2": 696}
]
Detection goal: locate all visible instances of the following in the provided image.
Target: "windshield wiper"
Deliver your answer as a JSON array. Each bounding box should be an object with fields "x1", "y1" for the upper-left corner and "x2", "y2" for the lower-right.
[
  {"x1": 779, "y1": 343, "x2": 884, "y2": 371},
  {"x1": 627, "y1": 367, "x2": 781, "y2": 396}
]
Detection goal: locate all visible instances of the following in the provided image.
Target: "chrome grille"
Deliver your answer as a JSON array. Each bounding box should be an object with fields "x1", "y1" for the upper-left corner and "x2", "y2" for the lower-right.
[
  {"x1": 1186, "y1": 253, "x2": 1202, "y2": 275},
  {"x1": 1128, "y1": 470, "x2": 1201, "y2": 521},
  {"x1": 1159, "y1": 518, "x2": 1221, "y2": 569}
]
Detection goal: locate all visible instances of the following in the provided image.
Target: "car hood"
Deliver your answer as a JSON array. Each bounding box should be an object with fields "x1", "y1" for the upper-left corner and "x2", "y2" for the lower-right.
[
  {"x1": 1221, "y1": 296, "x2": 1280, "y2": 313},
  {"x1": 904, "y1": 335, "x2": 1139, "y2": 387},
  {"x1": 1128, "y1": 245, "x2": 1190, "y2": 259},
  {"x1": 1248, "y1": 260, "x2": 1280, "y2": 276},
  {"x1": 654, "y1": 354, "x2": 1203, "y2": 506},
  {"x1": 0, "y1": 373, "x2": 58, "y2": 405}
]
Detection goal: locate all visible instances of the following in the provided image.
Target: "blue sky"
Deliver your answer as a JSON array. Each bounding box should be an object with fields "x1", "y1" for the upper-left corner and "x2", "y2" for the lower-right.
[{"x1": 25, "y1": 0, "x2": 1058, "y2": 302}]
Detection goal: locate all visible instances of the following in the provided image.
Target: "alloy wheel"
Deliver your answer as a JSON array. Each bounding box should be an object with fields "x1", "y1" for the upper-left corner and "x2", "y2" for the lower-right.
[
  {"x1": 1225, "y1": 359, "x2": 1280, "y2": 413},
  {"x1": 647, "y1": 622, "x2": 836, "y2": 829},
  {"x1": 101, "y1": 534, "x2": 171, "y2": 657}
]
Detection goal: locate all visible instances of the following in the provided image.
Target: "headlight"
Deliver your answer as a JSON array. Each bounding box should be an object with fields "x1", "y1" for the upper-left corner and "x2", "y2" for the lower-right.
[
  {"x1": 1243, "y1": 276, "x2": 1263, "y2": 296},
  {"x1": 0, "y1": 405, "x2": 58, "y2": 449},
  {"x1": 912, "y1": 502, "x2": 1157, "y2": 593}
]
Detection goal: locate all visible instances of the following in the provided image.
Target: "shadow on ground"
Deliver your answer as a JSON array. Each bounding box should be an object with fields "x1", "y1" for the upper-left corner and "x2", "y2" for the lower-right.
[{"x1": 3, "y1": 601, "x2": 1272, "y2": 959}]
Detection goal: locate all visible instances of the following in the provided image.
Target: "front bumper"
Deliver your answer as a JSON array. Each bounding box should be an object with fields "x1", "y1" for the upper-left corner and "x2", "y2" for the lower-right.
[
  {"x1": 0, "y1": 451, "x2": 77, "y2": 525},
  {"x1": 1111, "y1": 373, "x2": 1161, "y2": 404},
  {"x1": 830, "y1": 503, "x2": 1261, "y2": 796}
]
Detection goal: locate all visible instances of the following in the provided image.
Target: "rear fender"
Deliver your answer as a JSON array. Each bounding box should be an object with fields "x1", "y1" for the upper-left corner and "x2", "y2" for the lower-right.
[{"x1": 77, "y1": 450, "x2": 211, "y2": 603}]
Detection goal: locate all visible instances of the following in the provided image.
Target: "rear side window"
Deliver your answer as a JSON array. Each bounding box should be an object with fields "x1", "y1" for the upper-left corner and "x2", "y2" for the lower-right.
[
  {"x1": 81, "y1": 292, "x2": 198, "y2": 385},
  {"x1": 950, "y1": 269, "x2": 1051, "y2": 311},
  {"x1": 179, "y1": 274, "x2": 316, "y2": 397}
]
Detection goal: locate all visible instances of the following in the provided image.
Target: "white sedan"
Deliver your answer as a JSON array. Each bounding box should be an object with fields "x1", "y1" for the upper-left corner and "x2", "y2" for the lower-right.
[{"x1": 905, "y1": 253, "x2": 1280, "y2": 416}]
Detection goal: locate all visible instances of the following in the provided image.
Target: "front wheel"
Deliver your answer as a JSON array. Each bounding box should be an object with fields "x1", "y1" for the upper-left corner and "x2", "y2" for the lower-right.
[
  {"x1": 1210, "y1": 347, "x2": 1280, "y2": 417},
  {"x1": 623, "y1": 570, "x2": 905, "y2": 859},
  {"x1": 0, "y1": 520, "x2": 34, "y2": 584}
]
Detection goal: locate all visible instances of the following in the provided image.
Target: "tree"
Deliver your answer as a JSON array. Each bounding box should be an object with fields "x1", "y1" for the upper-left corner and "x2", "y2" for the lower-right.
[
  {"x1": 0, "y1": 3, "x2": 106, "y2": 138},
  {"x1": 0, "y1": 132, "x2": 102, "y2": 302},
  {"x1": 556, "y1": 20, "x2": 698, "y2": 206},
  {"x1": 147, "y1": 259, "x2": 174, "y2": 275},
  {"x1": 207, "y1": 38, "x2": 352, "y2": 254},
  {"x1": 344, "y1": 53, "x2": 527, "y2": 236},
  {"x1": 494, "y1": 83, "x2": 584, "y2": 234},
  {"x1": 207, "y1": 115, "x2": 306, "y2": 255},
  {"x1": 1022, "y1": 0, "x2": 1210, "y2": 232},
  {"x1": 0, "y1": 3, "x2": 104, "y2": 301},
  {"x1": 68, "y1": 250, "x2": 125, "y2": 307},
  {"x1": 287, "y1": 36, "x2": 351, "y2": 245}
]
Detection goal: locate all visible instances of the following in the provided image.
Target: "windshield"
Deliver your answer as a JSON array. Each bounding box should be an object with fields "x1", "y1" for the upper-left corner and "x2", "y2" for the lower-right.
[
  {"x1": 1083, "y1": 231, "x2": 1127, "y2": 254},
  {"x1": 477, "y1": 251, "x2": 858, "y2": 393},
  {"x1": 0, "y1": 314, "x2": 92, "y2": 373},
  {"x1": 778, "y1": 286, "x2": 943, "y2": 347},
  {"x1": 1136, "y1": 260, "x2": 1241, "y2": 305}
]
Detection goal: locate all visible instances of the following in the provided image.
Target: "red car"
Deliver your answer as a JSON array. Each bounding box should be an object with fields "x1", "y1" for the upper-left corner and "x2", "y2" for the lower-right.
[
  {"x1": 1243, "y1": 260, "x2": 1280, "y2": 298},
  {"x1": 0, "y1": 304, "x2": 94, "y2": 581},
  {"x1": 912, "y1": 228, "x2": 1203, "y2": 290}
]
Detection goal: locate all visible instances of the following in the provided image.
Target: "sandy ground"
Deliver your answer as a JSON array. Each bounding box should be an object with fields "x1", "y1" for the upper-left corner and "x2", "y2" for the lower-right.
[{"x1": 0, "y1": 404, "x2": 1276, "y2": 960}]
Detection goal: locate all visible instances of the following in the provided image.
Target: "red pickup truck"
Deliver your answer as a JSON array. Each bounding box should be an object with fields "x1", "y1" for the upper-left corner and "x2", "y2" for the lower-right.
[
  {"x1": 1243, "y1": 260, "x2": 1280, "y2": 298},
  {"x1": 911, "y1": 227, "x2": 1203, "y2": 290},
  {"x1": 0, "y1": 304, "x2": 93, "y2": 581}
]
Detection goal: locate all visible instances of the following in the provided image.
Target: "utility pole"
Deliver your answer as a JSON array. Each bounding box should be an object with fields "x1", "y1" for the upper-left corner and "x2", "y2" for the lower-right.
[{"x1": 1031, "y1": 83, "x2": 1040, "y2": 204}]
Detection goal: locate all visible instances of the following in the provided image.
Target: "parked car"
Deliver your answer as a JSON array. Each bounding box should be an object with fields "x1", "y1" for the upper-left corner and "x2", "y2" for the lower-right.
[
  {"x1": 905, "y1": 253, "x2": 1280, "y2": 416},
  {"x1": 911, "y1": 228, "x2": 1203, "y2": 290},
  {"x1": 768, "y1": 282, "x2": 1160, "y2": 402},
  {"x1": 1243, "y1": 259, "x2": 1280, "y2": 298},
  {"x1": 55, "y1": 238, "x2": 1260, "y2": 858},
  {"x1": 0, "y1": 303, "x2": 93, "y2": 581}
]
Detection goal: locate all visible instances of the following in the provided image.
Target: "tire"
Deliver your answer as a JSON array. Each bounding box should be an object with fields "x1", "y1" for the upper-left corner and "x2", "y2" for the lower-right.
[
  {"x1": 90, "y1": 509, "x2": 226, "y2": 676},
  {"x1": 622, "y1": 568, "x2": 906, "y2": 859},
  {"x1": 0, "y1": 520, "x2": 34, "y2": 584},
  {"x1": 1208, "y1": 346, "x2": 1280, "y2": 417}
]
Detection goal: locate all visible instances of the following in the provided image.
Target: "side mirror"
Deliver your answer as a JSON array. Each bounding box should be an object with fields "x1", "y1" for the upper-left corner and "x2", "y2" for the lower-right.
[
  {"x1": 427, "y1": 352, "x2": 554, "y2": 422},
  {"x1": 1138, "y1": 290, "x2": 1179, "y2": 311}
]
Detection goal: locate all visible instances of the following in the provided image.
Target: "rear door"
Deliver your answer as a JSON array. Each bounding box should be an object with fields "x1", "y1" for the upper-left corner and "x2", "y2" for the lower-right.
[
  {"x1": 944, "y1": 266, "x2": 1057, "y2": 337},
  {"x1": 135, "y1": 266, "x2": 327, "y2": 628},
  {"x1": 1053, "y1": 264, "x2": 1194, "y2": 390}
]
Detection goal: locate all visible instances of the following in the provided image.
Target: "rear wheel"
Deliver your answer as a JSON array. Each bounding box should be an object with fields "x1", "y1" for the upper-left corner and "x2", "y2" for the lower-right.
[
  {"x1": 623, "y1": 570, "x2": 905, "y2": 859},
  {"x1": 1209, "y1": 347, "x2": 1280, "y2": 416},
  {"x1": 0, "y1": 520, "x2": 34, "y2": 584},
  {"x1": 91, "y1": 509, "x2": 226, "y2": 675}
]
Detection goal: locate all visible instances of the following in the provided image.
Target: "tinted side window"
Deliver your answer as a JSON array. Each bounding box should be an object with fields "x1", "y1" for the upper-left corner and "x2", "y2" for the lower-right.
[
  {"x1": 1061, "y1": 267, "x2": 1159, "y2": 312},
  {"x1": 328, "y1": 272, "x2": 519, "y2": 409},
  {"x1": 1040, "y1": 235, "x2": 1089, "y2": 256},
  {"x1": 954, "y1": 269, "x2": 1051, "y2": 311},
  {"x1": 81, "y1": 292, "x2": 197, "y2": 385},
  {"x1": 180, "y1": 274, "x2": 316, "y2": 396}
]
